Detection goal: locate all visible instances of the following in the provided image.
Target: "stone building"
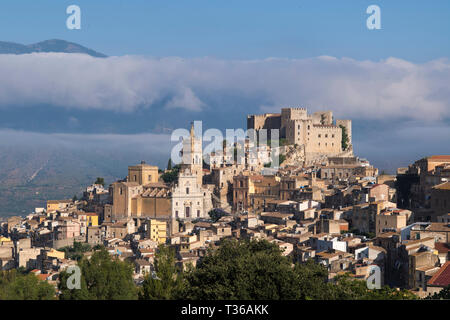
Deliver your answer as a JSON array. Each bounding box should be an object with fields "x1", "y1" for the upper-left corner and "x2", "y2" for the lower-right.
[
  {"x1": 247, "y1": 107, "x2": 353, "y2": 159},
  {"x1": 171, "y1": 168, "x2": 212, "y2": 220},
  {"x1": 431, "y1": 182, "x2": 450, "y2": 221}
]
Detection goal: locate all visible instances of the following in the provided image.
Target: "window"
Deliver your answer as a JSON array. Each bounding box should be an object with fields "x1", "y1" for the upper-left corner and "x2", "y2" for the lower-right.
[
  {"x1": 325, "y1": 134, "x2": 328, "y2": 138},
  {"x1": 175, "y1": 211, "x2": 179, "y2": 218},
  {"x1": 134, "y1": 175, "x2": 137, "y2": 181},
  {"x1": 148, "y1": 175, "x2": 152, "y2": 181},
  {"x1": 197, "y1": 210, "x2": 200, "y2": 217},
  {"x1": 186, "y1": 187, "x2": 189, "y2": 194},
  {"x1": 318, "y1": 134, "x2": 321, "y2": 138}
]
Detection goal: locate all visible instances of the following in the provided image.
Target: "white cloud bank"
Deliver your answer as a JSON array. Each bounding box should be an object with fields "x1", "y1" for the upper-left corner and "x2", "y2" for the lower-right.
[{"x1": 0, "y1": 53, "x2": 449, "y2": 121}]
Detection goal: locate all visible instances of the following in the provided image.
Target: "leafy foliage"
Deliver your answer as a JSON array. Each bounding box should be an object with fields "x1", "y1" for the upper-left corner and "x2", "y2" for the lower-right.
[
  {"x1": 208, "y1": 209, "x2": 227, "y2": 222},
  {"x1": 58, "y1": 248, "x2": 137, "y2": 300},
  {"x1": 161, "y1": 165, "x2": 181, "y2": 184},
  {"x1": 139, "y1": 245, "x2": 184, "y2": 300},
  {"x1": 94, "y1": 177, "x2": 105, "y2": 186},
  {"x1": 0, "y1": 270, "x2": 55, "y2": 300},
  {"x1": 182, "y1": 239, "x2": 308, "y2": 299},
  {"x1": 340, "y1": 125, "x2": 349, "y2": 150},
  {"x1": 425, "y1": 285, "x2": 450, "y2": 300},
  {"x1": 58, "y1": 241, "x2": 92, "y2": 261}
]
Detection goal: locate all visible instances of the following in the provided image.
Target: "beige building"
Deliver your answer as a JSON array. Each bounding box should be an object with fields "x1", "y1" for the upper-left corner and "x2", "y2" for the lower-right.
[
  {"x1": 127, "y1": 161, "x2": 159, "y2": 185},
  {"x1": 247, "y1": 107, "x2": 352, "y2": 158},
  {"x1": 172, "y1": 168, "x2": 213, "y2": 220},
  {"x1": 375, "y1": 210, "x2": 408, "y2": 236},
  {"x1": 431, "y1": 182, "x2": 450, "y2": 221},
  {"x1": 147, "y1": 219, "x2": 167, "y2": 244}
]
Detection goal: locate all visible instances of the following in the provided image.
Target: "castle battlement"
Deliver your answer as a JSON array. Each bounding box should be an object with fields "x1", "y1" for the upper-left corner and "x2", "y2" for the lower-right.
[{"x1": 247, "y1": 106, "x2": 353, "y2": 157}]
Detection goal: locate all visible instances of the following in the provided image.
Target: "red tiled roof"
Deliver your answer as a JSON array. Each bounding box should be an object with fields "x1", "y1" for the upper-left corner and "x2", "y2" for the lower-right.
[
  {"x1": 435, "y1": 242, "x2": 450, "y2": 254},
  {"x1": 37, "y1": 274, "x2": 49, "y2": 281},
  {"x1": 428, "y1": 261, "x2": 450, "y2": 287},
  {"x1": 428, "y1": 155, "x2": 450, "y2": 161}
]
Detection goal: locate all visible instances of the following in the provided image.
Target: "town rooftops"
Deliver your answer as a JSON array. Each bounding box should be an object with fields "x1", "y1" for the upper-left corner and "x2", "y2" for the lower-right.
[
  {"x1": 47, "y1": 199, "x2": 72, "y2": 204},
  {"x1": 433, "y1": 182, "x2": 450, "y2": 191},
  {"x1": 260, "y1": 212, "x2": 294, "y2": 219},
  {"x1": 428, "y1": 261, "x2": 450, "y2": 287},
  {"x1": 427, "y1": 155, "x2": 450, "y2": 161}
]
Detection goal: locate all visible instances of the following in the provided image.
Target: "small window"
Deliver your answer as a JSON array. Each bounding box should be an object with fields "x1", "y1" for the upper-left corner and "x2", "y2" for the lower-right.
[{"x1": 186, "y1": 188, "x2": 189, "y2": 194}]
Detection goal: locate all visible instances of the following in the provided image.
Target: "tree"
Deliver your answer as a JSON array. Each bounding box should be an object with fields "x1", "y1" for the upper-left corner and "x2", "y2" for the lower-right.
[
  {"x1": 340, "y1": 125, "x2": 349, "y2": 150},
  {"x1": 425, "y1": 285, "x2": 450, "y2": 300},
  {"x1": 0, "y1": 270, "x2": 55, "y2": 300},
  {"x1": 72, "y1": 195, "x2": 78, "y2": 202},
  {"x1": 161, "y1": 164, "x2": 180, "y2": 184},
  {"x1": 208, "y1": 209, "x2": 226, "y2": 222},
  {"x1": 181, "y1": 239, "x2": 306, "y2": 300},
  {"x1": 58, "y1": 241, "x2": 92, "y2": 261},
  {"x1": 328, "y1": 274, "x2": 416, "y2": 300},
  {"x1": 94, "y1": 177, "x2": 105, "y2": 186},
  {"x1": 167, "y1": 158, "x2": 172, "y2": 171},
  {"x1": 58, "y1": 248, "x2": 137, "y2": 300},
  {"x1": 139, "y1": 245, "x2": 184, "y2": 300}
]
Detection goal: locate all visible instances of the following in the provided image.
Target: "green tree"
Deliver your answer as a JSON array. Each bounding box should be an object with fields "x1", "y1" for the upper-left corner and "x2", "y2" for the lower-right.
[
  {"x1": 329, "y1": 274, "x2": 416, "y2": 300},
  {"x1": 425, "y1": 285, "x2": 450, "y2": 300},
  {"x1": 58, "y1": 248, "x2": 137, "y2": 300},
  {"x1": 208, "y1": 209, "x2": 226, "y2": 222},
  {"x1": 0, "y1": 270, "x2": 55, "y2": 300},
  {"x1": 181, "y1": 239, "x2": 305, "y2": 300},
  {"x1": 340, "y1": 125, "x2": 349, "y2": 150},
  {"x1": 58, "y1": 241, "x2": 92, "y2": 261},
  {"x1": 139, "y1": 245, "x2": 184, "y2": 300},
  {"x1": 161, "y1": 164, "x2": 180, "y2": 184},
  {"x1": 167, "y1": 158, "x2": 172, "y2": 170},
  {"x1": 94, "y1": 177, "x2": 105, "y2": 186}
]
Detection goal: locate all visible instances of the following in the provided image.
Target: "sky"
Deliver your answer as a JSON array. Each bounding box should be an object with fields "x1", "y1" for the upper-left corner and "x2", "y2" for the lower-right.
[{"x1": 0, "y1": 1, "x2": 449, "y2": 172}]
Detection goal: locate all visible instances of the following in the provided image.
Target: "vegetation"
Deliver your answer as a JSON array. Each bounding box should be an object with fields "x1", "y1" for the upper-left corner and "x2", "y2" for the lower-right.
[
  {"x1": 0, "y1": 270, "x2": 55, "y2": 300},
  {"x1": 340, "y1": 125, "x2": 349, "y2": 150},
  {"x1": 58, "y1": 241, "x2": 92, "y2": 261},
  {"x1": 208, "y1": 209, "x2": 227, "y2": 222},
  {"x1": 161, "y1": 164, "x2": 181, "y2": 184},
  {"x1": 264, "y1": 154, "x2": 286, "y2": 167},
  {"x1": 167, "y1": 158, "x2": 172, "y2": 170},
  {"x1": 178, "y1": 239, "x2": 416, "y2": 300},
  {"x1": 94, "y1": 177, "x2": 105, "y2": 186},
  {"x1": 58, "y1": 248, "x2": 137, "y2": 300},
  {"x1": 139, "y1": 246, "x2": 184, "y2": 300},
  {"x1": 425, "y1": 285, "x2": 450, "y2": 300}
]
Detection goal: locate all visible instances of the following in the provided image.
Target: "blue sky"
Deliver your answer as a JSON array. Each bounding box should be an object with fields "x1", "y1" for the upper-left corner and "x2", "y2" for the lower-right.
[
  {"x1": 1, "y1": 0, "x2": 450, "y2": 61},
  {"x1": 0, "y1": 1, "x2": 449, "y2": 173}
]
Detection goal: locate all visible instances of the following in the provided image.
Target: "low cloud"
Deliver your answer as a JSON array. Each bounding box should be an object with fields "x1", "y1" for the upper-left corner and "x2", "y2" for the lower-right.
[{"x1": 0, "y1": 53, "x2": 449, "y2": 122}]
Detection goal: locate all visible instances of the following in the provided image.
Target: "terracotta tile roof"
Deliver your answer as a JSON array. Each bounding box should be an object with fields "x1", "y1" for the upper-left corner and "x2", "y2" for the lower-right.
[
  {"x1": 433, "y1": 182, "x2": 450, "y2": 191},
  {"x1": 435, "y1": 242, "x2": 450, "y2": 254},
  {"x1": 428, "y1": 261, "x2": 450, "y2": 287},
  {"x1": 37, "y1": 274, "x2": 49, "y2": 281},
  {"x1": 428, "y1": 155, "x2": 450, "y2": 161}
]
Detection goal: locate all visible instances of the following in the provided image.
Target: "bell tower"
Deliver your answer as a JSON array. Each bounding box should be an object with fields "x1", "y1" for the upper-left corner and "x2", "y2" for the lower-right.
[{"x1": 181, "y1": 122, "x2": 203, "y2": 186}]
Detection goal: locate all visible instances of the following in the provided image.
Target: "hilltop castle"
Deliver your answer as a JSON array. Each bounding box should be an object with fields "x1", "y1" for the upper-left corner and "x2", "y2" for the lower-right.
[{"x1": 247, "y1": 107, "x2": 353, "y2": 160}]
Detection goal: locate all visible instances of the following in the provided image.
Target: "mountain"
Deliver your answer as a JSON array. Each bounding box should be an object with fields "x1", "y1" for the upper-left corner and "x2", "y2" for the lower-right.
[{"x1": 0, "y1": 39, "x2": 107, "y2": 57}]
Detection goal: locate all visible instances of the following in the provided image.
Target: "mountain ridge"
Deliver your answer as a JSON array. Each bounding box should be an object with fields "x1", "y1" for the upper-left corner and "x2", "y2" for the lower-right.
[{"x1": 0, "y1": 39, "x2": 107, "y2": 57}]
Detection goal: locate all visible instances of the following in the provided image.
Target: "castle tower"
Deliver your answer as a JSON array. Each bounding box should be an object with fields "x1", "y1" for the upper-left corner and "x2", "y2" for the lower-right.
[
  {"x1": 181, "y1": 122, "x2": 203, "y2": 186},
  {"x1": 336, "y1": 119, "x2": 352, "y2": 148}
]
